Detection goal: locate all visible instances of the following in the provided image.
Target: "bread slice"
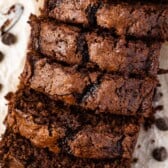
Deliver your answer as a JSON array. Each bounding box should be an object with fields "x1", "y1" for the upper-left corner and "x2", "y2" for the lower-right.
[
  {"x1": 20, "y1": 52, "x2": 157, "y2": 116},
  {"x1": 30, "y1": 15, "x2": 161, "y2": 77},
  {"x1": 44, "y1": 0, "x2": 168, "y2": 40},
  {"x1": 0, "y1": 129, "x2": 132, "y2": 168}
]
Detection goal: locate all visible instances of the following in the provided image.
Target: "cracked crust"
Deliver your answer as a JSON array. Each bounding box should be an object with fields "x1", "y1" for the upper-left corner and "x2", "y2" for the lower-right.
[
  {"x1": 20, "y1": 52, "x2": 157, "y2": 116},
  {"x1": 29, "y1": 15, "x2": 82, "y2": 65},
  {"x1": 44, "y1": 0, "x2": 168, "y2": 40},
  {"x1": 45, "y1": 0, "x2": 100, "y2": 26},
  {"x1": 0, "y1": 130, "x2": 132, "y2": 168},
  {"x1": 5, "y1": 88, "x2": 140, "y2": 159},
  {"x1": 96, "y1": 3, "x2": 168, "y2": 39},
  {"x1": 30, "y1": 15, "x2": 161, "y2": 77}
]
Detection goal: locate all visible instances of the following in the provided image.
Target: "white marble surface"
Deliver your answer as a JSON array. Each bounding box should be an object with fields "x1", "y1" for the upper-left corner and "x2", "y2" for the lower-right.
[{"x1": 0, "y1": 1, "x2": 168, "y2": 168}]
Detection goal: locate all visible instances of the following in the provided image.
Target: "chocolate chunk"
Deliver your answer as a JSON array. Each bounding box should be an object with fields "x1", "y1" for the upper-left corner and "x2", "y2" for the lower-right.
[
  {"x1": 152, "y1": 147, "x2": 167, "y2": 161},
  {"x1": 155, "y1": 117, "x2": 168, "y2": 131},
  {"x1": 0, "y1": 52, "x2": 4, "y2": 62},
  {"x1": 2, "y1": 33, "x2": 17, "y2": 45}
]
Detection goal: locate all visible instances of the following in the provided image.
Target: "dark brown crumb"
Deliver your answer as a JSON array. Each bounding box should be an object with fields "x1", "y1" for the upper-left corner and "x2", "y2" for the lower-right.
[
  {"x1": 155, "y1": 117, "x2": 168, "y2": 131},
  {"x1": 5, "y1": 92, "x2": 14, "y2": 101},
  {"x1": 159, "y1": 92, "x2": 163, "y2": 97},
  {"x1": 0, "y1": 52, "x2": 4, "y2": 62},
  {"x1": 152, "y1": 147, "x2": 167, "y2": 161},
  {"x1": 0, "y1": 84, "x2": 3, "y2": 91},
  {"x1": 154, "y1": 105, "x2": 164, "y2": 112},
  {"x1": 143, "y1": 115, "x2": 155, "y2": 131},
  {"x1": 137, "y1": 145, "x2": 141, "y2": 149},
  {"x1": 151, "y1": 139, "x2": 155, "y2": 144},
  {"x1": 158, "y1": 68, "x2": 168, "y2": 75},
  {"x1": 132, "y1": 158, "x2": 138, "y2": 163},
  {"x1": 2, "y1": 33, "x2": 17, "y2": 45},
  {"x1": 157, "y1": 83, "x2": 161, "y2": 87},
  {"x1": 153, "y1": 90, "x2": 163, "y2": 102}
]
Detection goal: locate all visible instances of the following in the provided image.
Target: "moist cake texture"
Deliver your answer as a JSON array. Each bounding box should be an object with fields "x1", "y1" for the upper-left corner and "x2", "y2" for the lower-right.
[
  {"x1": 5, "y1": 87, "x2": 140, "y2": 159},
  {"x1": 0, "y1": 130, "x2": 132, "y2": 168},
  {"x1": 45, "y1": 0, "x2": 168, "y2": 40},
  {"x1": 30, "y1": 15, "x2": 161, "y2": 76},
  {"x1": 21, "y1": 52, "x2": 157, "y2": 116}
]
